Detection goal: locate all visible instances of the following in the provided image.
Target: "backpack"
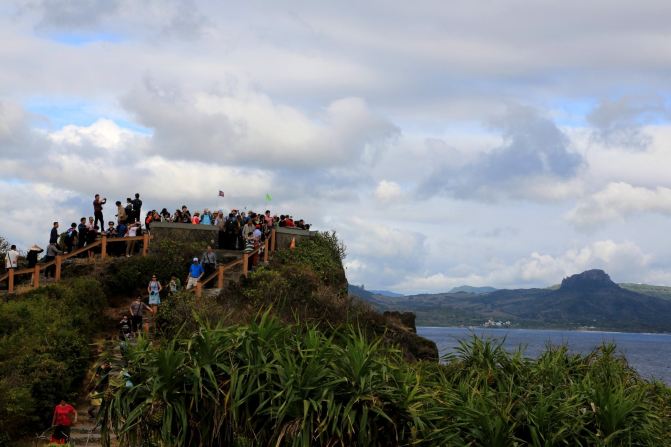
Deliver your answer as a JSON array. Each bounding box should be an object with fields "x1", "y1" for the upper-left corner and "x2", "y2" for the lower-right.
[{"x1": 226, "y1": 218, "x2": 237, "y2": 233}]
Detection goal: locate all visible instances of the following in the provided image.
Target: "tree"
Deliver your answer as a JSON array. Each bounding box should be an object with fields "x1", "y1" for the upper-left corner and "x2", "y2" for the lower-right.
[{"x1": 0, "y1": 234, "x2": 9, "y2": 270}]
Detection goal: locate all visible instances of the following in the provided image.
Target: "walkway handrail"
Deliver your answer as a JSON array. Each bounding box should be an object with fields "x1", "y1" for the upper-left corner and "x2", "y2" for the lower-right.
[
  {"x1": 2, "y1": 229, "x2": 276, "y2": 296},
  {"x1": 193, "y1": 230, "x2": 275, "y2": 299},
  {"x1": 1, "y1": 233, "x2": 151, "y2": 295}
]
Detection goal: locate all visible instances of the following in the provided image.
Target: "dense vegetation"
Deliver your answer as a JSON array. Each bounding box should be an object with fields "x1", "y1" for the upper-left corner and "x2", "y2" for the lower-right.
[
  {"x1": 101, "y1": 314, "x2": 671, "y2": 446},
  {"x1": 3, "y1": 231, "x2": 671, "y2": 445},
  {"x1": 98, "y1": 235, "x2": 671, "y2": 446},
  {"x1": 0, "y1": 278, "x2": 107, "y2": 443}
]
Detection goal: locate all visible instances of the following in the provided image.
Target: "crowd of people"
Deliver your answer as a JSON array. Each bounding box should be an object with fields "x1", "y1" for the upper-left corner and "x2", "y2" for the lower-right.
[{"x1": 3, "y1": 191, "x2": 312, "y2": 281}]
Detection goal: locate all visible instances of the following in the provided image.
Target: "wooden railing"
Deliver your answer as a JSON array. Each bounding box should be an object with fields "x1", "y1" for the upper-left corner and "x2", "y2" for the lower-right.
[
  {"x1": 2, "y1": 228, "x2": 278, "y2": 297},
  {"x1": 0, "y1": 233, "x2": 150, "y2": 295},
  {"x1": 193, "y1": 231, "x2": 274, "y2": 298}
]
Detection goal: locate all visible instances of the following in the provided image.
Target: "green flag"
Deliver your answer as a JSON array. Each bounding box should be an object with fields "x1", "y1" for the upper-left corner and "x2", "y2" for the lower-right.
[{"x1": 265, "y1": 193, "x2": 272, "y2": 202}]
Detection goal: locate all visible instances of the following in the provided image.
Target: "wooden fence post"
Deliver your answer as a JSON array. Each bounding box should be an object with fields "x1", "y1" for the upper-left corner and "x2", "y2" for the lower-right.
[
  {"x1": 263, "y1": 239, "x2": 269, "y2": 263},
  {"x1": 217, "y1": 265, "x2": 225, "y2": 289},
  {"x1": 142, "y1": 233, "x2": 149, "y2": 256},
  {"x1": 33, "y1": 265, "x2": 40, "y2": 288},
  {"x1": 242, "y1": 253, "x2": 249, "y2": 277},
  {"x1": 195, "y1": 282, "x2": 202, "y2": 300},
  {"x1": 101, "y1": 234, "x2": 107, "y2": 259},
  {"x1": 55, "y1": 255, "x2": 62, "y2": 282},
  {"x1": 271, "y1": 229, "x2": 276, "y2": 252},
  {"x1": 8, "y1": 269, "x2": 14, "y2": 294}
]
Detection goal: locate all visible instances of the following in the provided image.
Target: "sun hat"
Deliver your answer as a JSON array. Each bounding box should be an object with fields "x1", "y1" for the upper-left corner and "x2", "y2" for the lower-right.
[{"x1": 30, "y1": 244, "x2": 42, "y2": 251}]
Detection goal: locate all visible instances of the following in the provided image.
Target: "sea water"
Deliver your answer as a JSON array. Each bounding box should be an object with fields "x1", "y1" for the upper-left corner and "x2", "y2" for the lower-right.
[{"x1": 418, "y1": 327, "x2": 671, "y2": 385}]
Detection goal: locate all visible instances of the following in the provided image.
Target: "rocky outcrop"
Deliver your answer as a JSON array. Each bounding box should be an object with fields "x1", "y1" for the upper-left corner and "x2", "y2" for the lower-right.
[{"x1": 560, "y1": 269, "x2": 619, "y2": 292}]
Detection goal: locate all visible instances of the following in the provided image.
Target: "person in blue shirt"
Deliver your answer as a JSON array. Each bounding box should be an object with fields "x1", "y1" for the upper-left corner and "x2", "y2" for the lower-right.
[{"x1": 186, "y1": 257, "x2": 204, "y2": 290}]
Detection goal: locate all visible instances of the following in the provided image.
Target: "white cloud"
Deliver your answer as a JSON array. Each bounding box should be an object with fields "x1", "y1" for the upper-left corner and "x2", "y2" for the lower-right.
[
  {"x1": 391, "y1": 240, "x2": 651, "y2": 293},
  {"x1": 48, "y1": 118, "x2": 143, "y2": 150},
  {"x1": 374, "y1": 180, "x2": 401, "y2": 202},
  {"x1": 122, "y1": 79, "x2": 398, "y2": 168},
  {"x1": 567, "y1": 182, "x2": 671, "y2": 228},
  {"x1": 4, "y1": 1, "x2": 671, "y2": 295}
]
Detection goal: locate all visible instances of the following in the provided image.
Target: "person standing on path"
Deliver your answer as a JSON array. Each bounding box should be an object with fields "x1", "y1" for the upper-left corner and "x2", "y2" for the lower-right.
[
  {"x1": 201, "y1": 245, "x2": 217, "y2": 285},
  {"x1": 51, "y1": 399, "x2": 77, "y2": 443},
  {"x1": 115, "y1": 200, "x2": 127, "y2": 224},
  {"x1": 185, "y1": 258, "x2": 204, "y2": 290},
  {"x1": 147, "y1": 274, "x2": 162, "y2": 312},
  {"x1": 50, "y1": 222, "x2": 59, "y2": 244},
  {"x1": 93, "y1": 194, "x2": 107, "y2": 231},
  {"x1": 129, "y1": 296, "x2": 152, "y2": 334},
  {"x1": 26, "y1": 244, "x2": 44, "y2": 286},
  {"x1": 4, "y1": 244, "x2": 19, "y2": 271},
  {"x1": 131, "y1": 193, "x2": 142, "y2": 225},
  {"x1": 125, "y1": 221, "x2": 141, "y2": 257}
]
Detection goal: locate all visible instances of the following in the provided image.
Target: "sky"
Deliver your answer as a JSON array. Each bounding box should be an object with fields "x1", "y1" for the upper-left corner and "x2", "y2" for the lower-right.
[{"x1": 2, "y1": 0, "x2": 671, "y2": 293}]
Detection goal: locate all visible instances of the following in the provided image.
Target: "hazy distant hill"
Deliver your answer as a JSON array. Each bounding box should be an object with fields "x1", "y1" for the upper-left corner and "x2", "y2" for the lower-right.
[
  {"x1": 350, "y1": 270, "x2": 671, "y2": 332},
  {"x1": 448, "y1": 285, "x2": 498, "y2": 294},
  {"x1": 370, "y1": 289, "x2": 405, "y2": 297}
]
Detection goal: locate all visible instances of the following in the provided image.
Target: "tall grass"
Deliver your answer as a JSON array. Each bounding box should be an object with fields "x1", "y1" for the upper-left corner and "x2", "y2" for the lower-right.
[{"x1": 99, "y1": 314, "x2": 671, "y2": 446}]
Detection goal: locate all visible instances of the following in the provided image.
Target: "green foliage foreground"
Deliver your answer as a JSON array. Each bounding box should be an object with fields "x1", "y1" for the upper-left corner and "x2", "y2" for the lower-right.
[
  {"x1": 0, "y1": 278, "x2": 107, "y2": 444},
  {"x1": 101, "y1": 314, "x2": 671, "y2": 447}
]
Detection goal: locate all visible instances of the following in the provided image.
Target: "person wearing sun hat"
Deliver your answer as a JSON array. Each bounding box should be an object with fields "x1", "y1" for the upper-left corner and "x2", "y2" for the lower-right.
[
  {"x1": 25, "y1": 244, "x2": 44, "y2": 286},
  {"x1": 185, "y1": 257, "x2": 204, "y2": 290}
]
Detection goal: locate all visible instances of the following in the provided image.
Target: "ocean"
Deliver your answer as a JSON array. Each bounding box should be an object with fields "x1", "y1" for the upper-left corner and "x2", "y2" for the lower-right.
[{"x1": 418, "y1": 326, "x2": 671, "y2": 385}]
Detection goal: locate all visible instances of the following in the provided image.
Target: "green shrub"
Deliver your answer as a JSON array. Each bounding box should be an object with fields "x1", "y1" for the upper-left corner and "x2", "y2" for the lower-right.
[
  {"x1": 102, "y1": 240, "x2": 204, "y2": 296},
  {"x1": 100, "y1": 321, "x2": 671, "y2": 446},
  {"x1": 272, "y1": 232, "x2": 347, "y2": 288},
  {"x1": 0, "y1": 278, "x2": 107, "y2": 442}
]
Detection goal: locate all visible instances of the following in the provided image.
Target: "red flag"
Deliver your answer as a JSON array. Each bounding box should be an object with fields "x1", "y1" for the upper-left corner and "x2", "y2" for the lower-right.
[{"x1": 218, "y1": 190, "x2": 225, "y2": 198}]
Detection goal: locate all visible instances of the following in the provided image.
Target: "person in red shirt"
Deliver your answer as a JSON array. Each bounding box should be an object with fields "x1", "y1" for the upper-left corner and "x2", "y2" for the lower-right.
[{"x1": 51, "y1": 400, "x2": 77, "y2": 443}]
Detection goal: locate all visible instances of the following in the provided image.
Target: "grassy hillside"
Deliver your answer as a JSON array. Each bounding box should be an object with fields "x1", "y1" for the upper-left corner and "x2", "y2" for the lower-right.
[{"x1": 620, "y1": 283, "x2": 671, "y2": 301}]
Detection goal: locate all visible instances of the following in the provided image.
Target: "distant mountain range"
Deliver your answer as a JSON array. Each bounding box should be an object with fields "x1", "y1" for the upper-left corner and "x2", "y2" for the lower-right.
[
  {"x1": 448, "y1": 285, "x2": 498, "y2": 294},
  {"x1": 369, "y1": 289, "x2": 405, "y2": 297},
  {"x1": 348, "y1": 270, "x2": 671, "y2": 332}
]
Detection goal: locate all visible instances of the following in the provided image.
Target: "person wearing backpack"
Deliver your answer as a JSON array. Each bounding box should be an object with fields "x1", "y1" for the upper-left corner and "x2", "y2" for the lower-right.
[
  {"x1": 125, "y1": 198, "x2": 134, "y2": 224},
  {"x1": 224, "y1": 213, "x2": 239, "y2": 249},
  {"x1": 65, "y1": 223, "x2": 78, "y2": 253},
  {"x1": 131, "y1": 193, "x2": 142, "y2": 224},
  {"x1": 4, "y1": 245, "x2": 19, "y2": 271}
]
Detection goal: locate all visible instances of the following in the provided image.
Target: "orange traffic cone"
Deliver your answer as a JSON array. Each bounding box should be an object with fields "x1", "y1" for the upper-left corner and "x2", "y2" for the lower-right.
[{"x1": 289, "y1": 237, "x2": 296, "y2": 250}]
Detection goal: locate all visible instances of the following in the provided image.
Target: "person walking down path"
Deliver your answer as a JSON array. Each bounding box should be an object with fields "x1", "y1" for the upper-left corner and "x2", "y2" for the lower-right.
[
  {"x1": 147, "y1": 275, "x2": 162, "y2": 313},
  {"x1": 93, "y1": 194, "x2": 107, "y2": 231},
  {"x1": 185, "y1": 258, "x2": 204, "y2": 290},
  {"x1": 129, "y1": 296, "x2": 153, "y2": 335},
  {"x1": 51, "y1": 399, "x2": 77, "y2": 443},
  {"x1": 44, "y1": 242, "x2": 62, "y2": 278},
  {"x1": 4, "y1": 244, "x2": 19, "y2": 271},
  {"x1": 168, "y1": 275, "x2": 181, "y2": 294}
]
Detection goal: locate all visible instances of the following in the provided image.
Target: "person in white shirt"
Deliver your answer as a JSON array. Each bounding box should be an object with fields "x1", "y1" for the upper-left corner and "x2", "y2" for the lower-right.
[
  {"x1": 5, "y1": 245, "x2": 19, "y2": 270},
  {"x1": 125, "y1": 222, "x2": 141, "y2": 257}
]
